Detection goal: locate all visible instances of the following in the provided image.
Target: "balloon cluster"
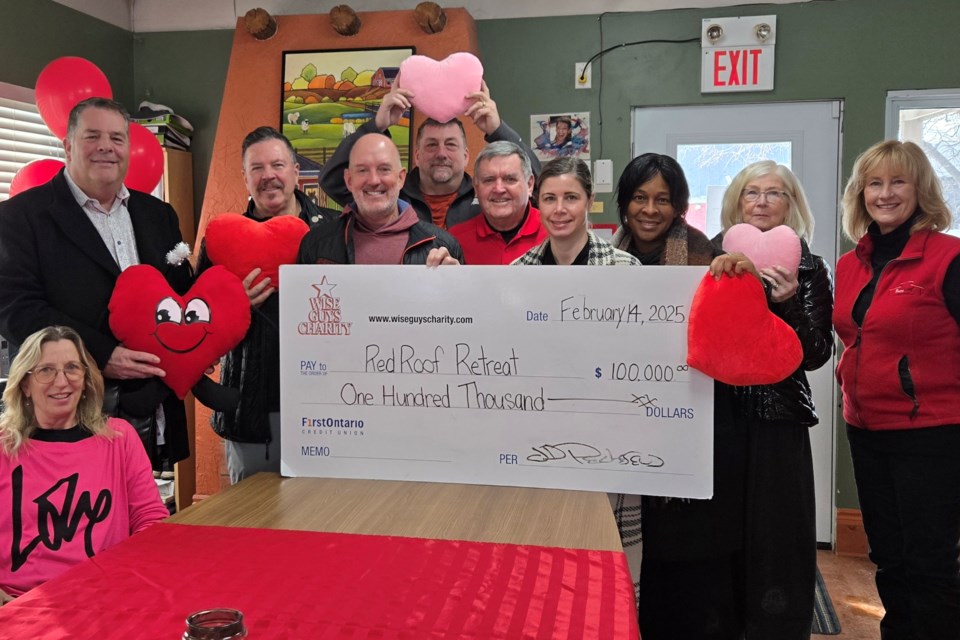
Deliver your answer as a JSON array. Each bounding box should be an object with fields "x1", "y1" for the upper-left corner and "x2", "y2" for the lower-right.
[{"x1": 10, "y1": 57, "x2": 164, "y2": 197}]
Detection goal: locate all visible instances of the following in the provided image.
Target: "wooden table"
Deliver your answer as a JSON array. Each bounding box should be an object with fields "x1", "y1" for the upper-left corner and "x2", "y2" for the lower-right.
[{"x1": 168, "y1": 472, "x2": 624, "y2": 551}]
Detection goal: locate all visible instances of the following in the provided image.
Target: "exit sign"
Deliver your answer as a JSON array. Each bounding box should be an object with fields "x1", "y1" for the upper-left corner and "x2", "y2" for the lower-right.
[{"x1": 701, "y1": 16, "x2": 776, "y2": 93}]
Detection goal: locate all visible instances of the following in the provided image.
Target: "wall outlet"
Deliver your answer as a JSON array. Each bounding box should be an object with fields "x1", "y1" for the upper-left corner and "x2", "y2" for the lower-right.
[{"x1": 575, "y1": 62, "x2": 592, "y2": 89}]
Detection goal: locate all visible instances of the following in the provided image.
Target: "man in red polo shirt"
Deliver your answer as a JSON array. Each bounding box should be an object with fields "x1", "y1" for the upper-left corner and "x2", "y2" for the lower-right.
[{"x1": 448, "y1": 141, "x2": 547, "y2": 265}]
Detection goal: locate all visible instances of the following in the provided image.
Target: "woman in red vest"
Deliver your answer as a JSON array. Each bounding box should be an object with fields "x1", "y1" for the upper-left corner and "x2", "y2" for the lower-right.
[{"x1": 834, "y1": 140, "x2": 960, "y2": 640}]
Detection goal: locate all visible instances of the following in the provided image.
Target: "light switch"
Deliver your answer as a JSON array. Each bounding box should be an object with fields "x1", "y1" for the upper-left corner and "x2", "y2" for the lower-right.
[{"x1": 594, "y1": 159, "x2": 613, "y2": 193}]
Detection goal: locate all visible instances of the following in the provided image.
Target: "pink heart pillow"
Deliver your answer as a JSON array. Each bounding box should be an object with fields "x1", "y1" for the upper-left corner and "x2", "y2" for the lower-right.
[
  {"x1": 398, "y1": 53, "x2": 484, "y2": 123},
  {"x1": 722, "y1": 223, "x2": 801, "y2": 276},
  {"x1": 687, "y1": 272, "x2": 803, "y2": 386}
]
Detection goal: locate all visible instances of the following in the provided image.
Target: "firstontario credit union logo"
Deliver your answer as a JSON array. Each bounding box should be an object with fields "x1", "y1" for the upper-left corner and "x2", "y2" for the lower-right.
[
  {"x1": 298, "y1": 275, "x2": 352, "y2": 336},
  {"x1": 300, "y1": 415, "x2": 366, "y2": 437}
]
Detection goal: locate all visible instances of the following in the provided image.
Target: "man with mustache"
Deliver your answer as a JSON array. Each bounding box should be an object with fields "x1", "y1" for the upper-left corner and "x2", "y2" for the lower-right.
[
  {"x1": 196, "y1": 126, "x2": 335, "y2": 482},
  {"x1": 238, "y1": 126, "x2": 333, "y2": 230},
  {"x1": 0, "y1": 97, "x2": 193, "y2": 471},
  {"x1": 319, "y1": 79, "x2": 539, "y2": 230}
]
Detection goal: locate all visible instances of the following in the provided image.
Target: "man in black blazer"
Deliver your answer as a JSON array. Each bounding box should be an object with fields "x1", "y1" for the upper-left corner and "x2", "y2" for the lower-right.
[{"x1": 0, "y1": 97, "x2": 193, "y2": 469}]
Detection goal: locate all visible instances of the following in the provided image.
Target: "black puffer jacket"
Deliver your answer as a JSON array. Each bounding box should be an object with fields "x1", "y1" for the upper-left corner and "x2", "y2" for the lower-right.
[
  {"x1": 714, "y1": 235, "x2": 835, "y2": 426},
  {"x1": 297, "y1": 204, "x2": 464, "y2": 265},
  {"x1": 197, "y1": 190, "x2": 336, "y2": 444}
]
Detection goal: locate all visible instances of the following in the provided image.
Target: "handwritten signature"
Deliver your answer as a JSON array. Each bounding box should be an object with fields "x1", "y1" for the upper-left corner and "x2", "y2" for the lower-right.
[{"x1": 527, "y1": 443, "x2": 664, "y2": 468}]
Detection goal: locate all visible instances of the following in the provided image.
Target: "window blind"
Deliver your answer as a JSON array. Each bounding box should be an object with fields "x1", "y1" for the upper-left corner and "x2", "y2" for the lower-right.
[{"x1": 0, "y1": 82, "x2": 65, "y2": 201}]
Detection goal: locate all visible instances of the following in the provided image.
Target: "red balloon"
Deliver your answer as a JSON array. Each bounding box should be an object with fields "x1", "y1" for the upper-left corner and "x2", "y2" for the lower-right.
[
  {"x1": 9, "y1": 159, "x2": 65, "y2": 197},
  {"x1": 35, "y1": 57, "x2": 112, "y2": 139},
  {"x1": 125, "y1": 123, "x2": 164, "y2": 193}
]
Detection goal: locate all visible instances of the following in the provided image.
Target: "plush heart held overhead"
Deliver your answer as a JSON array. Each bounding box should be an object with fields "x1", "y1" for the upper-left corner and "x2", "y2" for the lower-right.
[{"x1": 398, "y1": 53, "x2": 484, "y2": 123}]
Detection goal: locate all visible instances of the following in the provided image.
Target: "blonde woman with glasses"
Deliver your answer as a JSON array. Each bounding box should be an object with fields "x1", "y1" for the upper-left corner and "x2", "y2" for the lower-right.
[
  {"x1": 0, "y1": 326, "x2": 168, "y2": 602},
  {"x1": 706, "y1": 160, "x2": 834, "y2": 639}
]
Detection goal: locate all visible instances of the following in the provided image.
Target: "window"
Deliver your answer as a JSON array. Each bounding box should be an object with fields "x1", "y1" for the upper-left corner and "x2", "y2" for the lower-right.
[
  {"x1": 0, "y1": 81, "x2": 66, "y2": 201},
  {"x1": 887, "y1": 89, "x2": 960, "y2": 236},
  {"x1": 676, "y1": 141, "x2": 792, "y2": 238}
]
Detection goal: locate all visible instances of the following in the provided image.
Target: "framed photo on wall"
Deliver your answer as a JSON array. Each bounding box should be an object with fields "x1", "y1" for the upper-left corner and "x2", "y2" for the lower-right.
[
  {"x1": 530, "y1": 112, "x2": 590, "y2": 162},
  {"x1": 281, "y1": 47, "x2": 415, "y2": 184}
]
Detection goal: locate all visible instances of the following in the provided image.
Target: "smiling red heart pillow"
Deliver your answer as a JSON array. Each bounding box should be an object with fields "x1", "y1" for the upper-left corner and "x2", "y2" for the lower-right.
[
  {"x1": 204, "y1": 213, "x2": 310, "y2": 289},
  {"x1": 109, "y1": 265, "x2": 251, "y2": 399},
  {"x1": 398, "y1": 53, "x2": 484, "y2": 123},
  {"x1": 687, "y1": 272, "x2": 802, "y2": 385}
]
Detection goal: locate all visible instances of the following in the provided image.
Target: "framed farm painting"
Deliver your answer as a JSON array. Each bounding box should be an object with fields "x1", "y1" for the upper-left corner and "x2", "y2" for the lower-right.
[{"x1": 281, "y1": 47, "x2": 415, "y2": 174}]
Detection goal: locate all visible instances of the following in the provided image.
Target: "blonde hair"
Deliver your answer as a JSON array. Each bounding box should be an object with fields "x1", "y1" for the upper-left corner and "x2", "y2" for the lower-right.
[
  {"x1": 0, "y1": 326, "x2": 110, "y2": 456},
  {"x1": 841, "y1": 140, "x2": 953, "y2": 241},
  {"x1": 720, "y1": 160, "x2": 815, "y2": 244}
]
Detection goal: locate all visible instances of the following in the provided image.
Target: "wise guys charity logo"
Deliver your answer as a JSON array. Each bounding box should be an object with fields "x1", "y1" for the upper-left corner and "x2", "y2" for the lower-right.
[{"x1": 298, "y1": 275, "x2": 352, "y2": 336}]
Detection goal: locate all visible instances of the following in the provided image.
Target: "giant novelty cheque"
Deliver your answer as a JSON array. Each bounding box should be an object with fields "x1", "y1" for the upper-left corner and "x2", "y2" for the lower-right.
[{"x1": 279, "y1": 265, "x2": 714, "y2": 499}]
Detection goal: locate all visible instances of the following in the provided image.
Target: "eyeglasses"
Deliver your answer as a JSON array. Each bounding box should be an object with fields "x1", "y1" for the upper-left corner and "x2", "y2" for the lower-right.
[
  {"x1": 742, "y1": 189, "x2": 788, "y2": 203},
  {"x1": 28, "y1": 362, "x2": 86, "y2": 384}
]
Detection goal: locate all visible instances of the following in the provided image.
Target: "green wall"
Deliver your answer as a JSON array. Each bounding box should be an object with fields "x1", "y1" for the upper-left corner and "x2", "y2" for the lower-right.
[
  {"x1": 479, "y1": 0, "x2": 960, "y2": 223},
  {"x1": 133, "y1": 30, "x2": 234, "y2": 222},
  {"x1": 0, "y1": 0, "x2": 134, "y2": 119},
  {"x1": 478, "y1": 0, "x2": 960, "y2": 510},
  {"x1": 0, "y1": 0, "x2": 232, "y2": 227}
]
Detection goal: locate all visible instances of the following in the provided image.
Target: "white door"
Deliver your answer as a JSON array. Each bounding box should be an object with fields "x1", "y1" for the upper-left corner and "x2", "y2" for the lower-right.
[{"x1": 632, "y1": 101, "x2": 842, "y2": 545}]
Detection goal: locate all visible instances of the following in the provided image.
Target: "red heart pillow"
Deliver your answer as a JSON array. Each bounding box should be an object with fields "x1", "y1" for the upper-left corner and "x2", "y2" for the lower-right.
[
  {"x1": 398, "y1": 53, "x2": 484, "y2": 123},
  {"x1": 109, "y1": 265, "x2": 251, "y2": 399},
  {"x1": 687, "y1": 272, "x2": 802, "y2": 385},
  {"x1": 722, "y1": 223, "x2": 801, "y2": 276},
  {"x1": 204, "y1": 213, "x2": 310, "y2": 289}
]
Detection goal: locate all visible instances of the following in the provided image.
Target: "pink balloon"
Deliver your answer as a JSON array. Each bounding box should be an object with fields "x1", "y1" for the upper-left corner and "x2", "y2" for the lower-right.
[
  {"x1": 35, "y1": 57, "x2": 113, "y2": 140},
  {"x1": 9, "y1": 159, "x2": 65, "y2": 197},
  {"x1": 125, "y1": 123, "x2": 164, "y2": 193}
]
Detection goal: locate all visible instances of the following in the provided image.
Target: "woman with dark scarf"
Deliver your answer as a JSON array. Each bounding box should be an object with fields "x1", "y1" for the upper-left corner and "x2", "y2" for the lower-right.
[
  {"x1": 611, "y1": 154, "x2": 752, "y2": 639},
  {"x1": 611, "y1": 153, "x2": 716, "y2": 267},
  {"x1": 835, "y1": 141, "x2": 960, "y2": 640}
]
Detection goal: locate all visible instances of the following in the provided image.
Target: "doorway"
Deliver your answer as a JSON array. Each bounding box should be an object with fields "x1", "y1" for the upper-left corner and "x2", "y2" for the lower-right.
[{"x1": 631, "y1": 100, "x2": 843, "y2": 545}]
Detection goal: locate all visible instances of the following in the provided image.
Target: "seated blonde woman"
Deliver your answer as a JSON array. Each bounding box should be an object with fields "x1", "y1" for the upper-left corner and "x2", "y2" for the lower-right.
[{"x1": 0, "y1": 326, "x2": 168, "y2": 602}]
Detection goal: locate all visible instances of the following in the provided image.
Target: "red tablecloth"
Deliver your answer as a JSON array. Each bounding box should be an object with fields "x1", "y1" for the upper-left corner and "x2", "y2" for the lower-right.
[{"x1": 0, "y1": 523, "x2": 639, "y2": 639}]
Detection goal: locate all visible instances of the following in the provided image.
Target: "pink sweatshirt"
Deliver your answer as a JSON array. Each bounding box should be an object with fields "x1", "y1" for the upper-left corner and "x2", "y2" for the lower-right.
[{"x1": 0, "y1": 418, "x2": 169, "y2": 597}]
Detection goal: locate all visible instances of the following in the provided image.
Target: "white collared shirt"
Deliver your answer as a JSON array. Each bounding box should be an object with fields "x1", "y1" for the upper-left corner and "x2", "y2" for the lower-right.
[
  {"x1": 63, "y1": 170, "x2": 166, "y2": 447},
  {"x1": 63, "y1": 170, "x2": 140, "y2": 270}
]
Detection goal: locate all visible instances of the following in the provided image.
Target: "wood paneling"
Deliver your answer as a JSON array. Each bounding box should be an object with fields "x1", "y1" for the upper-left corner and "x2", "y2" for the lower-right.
[{"x1": 836, "y1": 508, "x2": 868, "y2": 558}]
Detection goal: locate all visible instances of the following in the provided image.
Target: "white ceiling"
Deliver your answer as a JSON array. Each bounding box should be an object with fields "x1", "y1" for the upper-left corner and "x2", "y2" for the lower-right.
[{"x1": 54, "y1": 0, "x2": 812, "y2": 32}]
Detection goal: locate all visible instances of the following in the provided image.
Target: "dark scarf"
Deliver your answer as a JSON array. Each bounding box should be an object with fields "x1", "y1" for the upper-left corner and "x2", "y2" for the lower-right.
[{"x1": 612, "y1": 218, "x2": 717, "y2": 266}]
